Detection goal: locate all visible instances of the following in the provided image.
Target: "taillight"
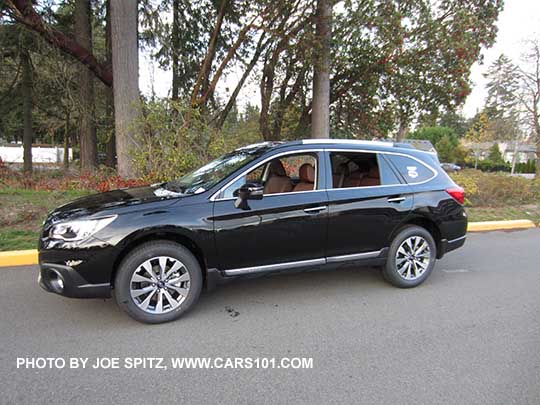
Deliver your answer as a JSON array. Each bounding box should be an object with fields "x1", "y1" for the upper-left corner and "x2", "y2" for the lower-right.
[{"x1": 446, "y1": 187, "x2": 465, "y2": 205}]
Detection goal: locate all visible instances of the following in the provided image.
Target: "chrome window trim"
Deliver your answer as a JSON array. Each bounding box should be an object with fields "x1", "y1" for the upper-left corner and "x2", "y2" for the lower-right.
[
  {"x1": 213, "y1": 189, "x2": 324, "y2": 203},
  {"x1": 222, "y1": 249, "x2": 383, "y2": 276},
  {"x1": 210, "y1": 148, "x2": 324, "y2": 201},
  {"x1": 302, "y1": 139, "x2": 394, "y2": 147},
  {"x1": 210, "y1": 146, "x2": 438, "y2": 201}
]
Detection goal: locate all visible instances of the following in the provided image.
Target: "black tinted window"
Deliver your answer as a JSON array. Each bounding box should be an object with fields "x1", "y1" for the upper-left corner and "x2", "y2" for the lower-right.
[
  {"x1": 388, "y1": 155, "x2": 434, "y2": 183},
  {"x1": 330, "y1": 152, "x2": 381, "y2": 188}
]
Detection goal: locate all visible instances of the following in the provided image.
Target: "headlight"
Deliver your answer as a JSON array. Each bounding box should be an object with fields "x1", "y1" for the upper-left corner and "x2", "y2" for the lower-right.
[{"x1": 49, "y1": 216, "x2": 117, "y2": 242}]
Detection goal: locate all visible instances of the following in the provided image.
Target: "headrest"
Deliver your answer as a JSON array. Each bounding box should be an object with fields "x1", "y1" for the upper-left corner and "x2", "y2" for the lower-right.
[
  {"x1": 268, "y1": 160, "x2": 287, "y2": 176},
  {"x1": 299, "y1": 163, "x2": 315, "y2": 183}
]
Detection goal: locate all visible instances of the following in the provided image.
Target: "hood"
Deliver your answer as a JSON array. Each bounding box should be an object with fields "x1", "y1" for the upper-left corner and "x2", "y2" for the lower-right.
[{"x1": 46, "y1": 185, "x2": 184, "y2": 224}]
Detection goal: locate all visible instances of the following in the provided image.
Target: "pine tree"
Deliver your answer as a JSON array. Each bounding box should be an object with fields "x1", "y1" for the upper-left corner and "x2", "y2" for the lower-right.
[{"x1": 484, "y1": 54, "x2": 522, "y2": 172}]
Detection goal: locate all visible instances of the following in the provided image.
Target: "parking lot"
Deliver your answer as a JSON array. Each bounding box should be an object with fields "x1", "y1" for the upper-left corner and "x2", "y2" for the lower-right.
[{"x1": 1, "y1": 229, "x2": 539, "y2": 404}]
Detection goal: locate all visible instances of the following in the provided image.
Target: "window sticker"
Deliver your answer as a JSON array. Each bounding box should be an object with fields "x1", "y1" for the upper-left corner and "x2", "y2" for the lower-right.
[{"x1": 407, "y1": 166, "x2": 418, "y2": 179}]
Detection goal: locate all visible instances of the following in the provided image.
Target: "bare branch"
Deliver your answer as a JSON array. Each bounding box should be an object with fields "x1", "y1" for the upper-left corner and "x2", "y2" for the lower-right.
[{"x1": 6, "y1": 0, "x2": 112, "y2": 86}]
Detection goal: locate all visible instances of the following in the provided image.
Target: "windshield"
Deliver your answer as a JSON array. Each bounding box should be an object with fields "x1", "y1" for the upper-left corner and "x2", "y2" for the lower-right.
[{"x1": 164, "y1": 148, "x2": 268, "y2": 194}]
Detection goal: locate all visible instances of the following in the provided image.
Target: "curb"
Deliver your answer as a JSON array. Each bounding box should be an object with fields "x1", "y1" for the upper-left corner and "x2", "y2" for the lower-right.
[
  {"x1": 0, "y1": 250, "x2": 38, "y2": 267},
  {"x1": 467, "y1": 219, "x2": 536, "y2": 232},
  {"x1": 0, "y1": 219, "x2": 538, "y2": 267}
]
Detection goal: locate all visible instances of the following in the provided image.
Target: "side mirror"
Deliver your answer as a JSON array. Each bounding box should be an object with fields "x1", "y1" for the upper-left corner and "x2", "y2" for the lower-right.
[{"x1": 234, "y1": 182, "x2": 264, "y2": 209}]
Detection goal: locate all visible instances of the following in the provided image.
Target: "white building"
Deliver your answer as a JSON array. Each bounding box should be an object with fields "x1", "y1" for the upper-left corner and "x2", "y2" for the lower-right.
[
  {"x1": 463, "y1": 140, "x2": 536, "y2": 163},
  {"x1": 0, "y1": 144, "x2": 72, "y2": 164}
]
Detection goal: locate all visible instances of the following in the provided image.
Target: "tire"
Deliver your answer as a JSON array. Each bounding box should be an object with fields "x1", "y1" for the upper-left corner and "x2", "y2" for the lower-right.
[
  {"x1": 382, "y1": 225, "x2": 437, "y2": 288},
  {"x1": 114, "y1": 241, "x2": 203, "y2": 324}
]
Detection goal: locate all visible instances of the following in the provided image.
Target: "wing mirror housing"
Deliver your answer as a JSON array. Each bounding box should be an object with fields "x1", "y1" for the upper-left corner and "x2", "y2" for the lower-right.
[{"x1": 234, "y1": 183, "x2": 264, "y2": 209}]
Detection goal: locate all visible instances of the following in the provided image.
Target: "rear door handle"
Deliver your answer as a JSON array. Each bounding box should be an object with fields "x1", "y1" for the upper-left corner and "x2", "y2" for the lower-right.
[
  {"x1": 303, "y1": 206, "x2": 328, "y2": 214},
  {"x1": 387, "y1": 197, "x2": 406, "y2": 203}
]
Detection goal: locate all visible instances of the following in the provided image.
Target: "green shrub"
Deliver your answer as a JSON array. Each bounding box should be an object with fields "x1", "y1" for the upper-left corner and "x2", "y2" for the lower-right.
[
  {"x1": 130, "y1": 99, "x2": 261, "y2": 182},
  {"x1": 408, "y1": 126, "x2": 463, "y2": 163},
  {"x1": 487, "y1": 143, "x2": 505, "y2": 165},
  {"x1": 475, "y1": 159, "x2": 511, "y2": 173},
  {"x1": 515, "y1": 160, "x2": 537, "y2": 174},
  {"x1": 450, "y1": 169, "x2": 540, "y2": 206}
]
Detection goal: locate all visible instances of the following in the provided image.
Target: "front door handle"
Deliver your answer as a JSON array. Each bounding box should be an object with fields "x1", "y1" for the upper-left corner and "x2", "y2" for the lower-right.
[
  {"x1": 387, "y1": 196, "x2": 406, "y2": 203},
  {"x1": 303, "y1": 206, "x2": 327, "y2": 214}
]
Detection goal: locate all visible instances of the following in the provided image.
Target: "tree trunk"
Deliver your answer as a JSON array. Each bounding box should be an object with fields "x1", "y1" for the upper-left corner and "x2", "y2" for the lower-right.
[
  {"x1": 535, "y1": 133, "x2": 540, "y2": 179},
  {"x1": 534, "y1": 106, "x2": 540, "y2": 179},
  {"x1": 396, "y1": 120, "x2": 409, "y2": 141},
  {"x1": 105, "y1": 92, "x2": 116, "y2": 167},
  {"x1": 171, "y1": 0, "x2": 180, "y2": 100},
  {"x1": 111, "y1": 0, "x2": 140, "y2": 179},
  {"x1": 311, "y1": 0, "x2": 332, "y2": 139},
  {"x1": 64, "y1": 110, "x2": 70, "y2": 171},
  {"x1": 104, "y1": 0, "x2": 116, "y2": 167},
  {"x1": 21, "y1": 49, "x2": 33, "y2": 174},
  {"x1": 510, "y1": 138, "x2": 519, "y2": 175},
  {"x1": 75, "y1": 0, "x2": 97, "y2": 172}
]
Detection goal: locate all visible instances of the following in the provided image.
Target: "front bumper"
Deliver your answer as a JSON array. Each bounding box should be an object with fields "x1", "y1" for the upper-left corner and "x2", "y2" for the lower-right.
[{"x1": 39, "y1": 263, "x2": 112, "y2": 298}]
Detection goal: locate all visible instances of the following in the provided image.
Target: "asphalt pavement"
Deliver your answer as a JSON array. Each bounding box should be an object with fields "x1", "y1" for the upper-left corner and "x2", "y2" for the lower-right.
[{"x1": 1, "y1": 229, "x2": 539, "y2": 404}]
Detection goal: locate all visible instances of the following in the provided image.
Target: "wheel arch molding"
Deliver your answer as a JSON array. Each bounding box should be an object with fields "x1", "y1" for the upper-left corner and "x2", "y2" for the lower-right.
[
  {"x1": 390, "y1": 215, "x2": 443, "y2": 258},
  {"x1": 111, "y1": 226, "x2": 210, "y2": 289}
]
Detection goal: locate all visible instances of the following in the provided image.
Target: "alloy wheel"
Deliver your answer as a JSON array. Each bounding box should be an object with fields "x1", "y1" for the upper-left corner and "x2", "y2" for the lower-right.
[
  {"x1": 129, "y1": 256, "x2": 190, "y2": 314},
  {"x1": 395, "y1": 236, "x2": 431, "y2": 281}
]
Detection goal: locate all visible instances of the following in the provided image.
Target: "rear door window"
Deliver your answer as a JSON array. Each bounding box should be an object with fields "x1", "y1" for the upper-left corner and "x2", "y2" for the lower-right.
[
  {"x1": 329, "y1": 151, "x2": 401, "y2": 188},
  {"x1": 387, "y1": 155, "x2": 435, "y2": 183}
]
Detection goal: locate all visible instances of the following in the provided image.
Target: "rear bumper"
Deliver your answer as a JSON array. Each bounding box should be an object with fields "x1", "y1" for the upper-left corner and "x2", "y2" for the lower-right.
[
  {"x1": 39, "y1": 263, "x2": 111, "y2": 298},
  {"x1": 438, "y1": 235, "x2": 466, "y2": 258}
]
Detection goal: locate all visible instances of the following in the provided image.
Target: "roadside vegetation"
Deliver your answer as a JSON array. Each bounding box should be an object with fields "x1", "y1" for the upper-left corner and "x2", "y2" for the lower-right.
[
  {"x1": 0, "y1": 164, "x2": 145, "y2": 251},
  {"x1": 1, "y1": 165, "x2": 539, "y2": 252},
  {"x1": 0, "y1": 187, "x2": 91, "y2": 251},
  {"x1": 450, "y1": 169, "x2": 540, "y2": 224},
  {"x1": 1, "y1": 0, "x2": 539, "y2": 252}
]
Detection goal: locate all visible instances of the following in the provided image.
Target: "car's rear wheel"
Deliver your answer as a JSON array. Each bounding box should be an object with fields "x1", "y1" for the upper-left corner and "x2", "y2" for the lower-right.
[
  {"x1": 382, "y1": 225, "x2": 436, "y2": 288},
  {"x1": 114, "y1": 241, "x2": 203, "y2": 323}
]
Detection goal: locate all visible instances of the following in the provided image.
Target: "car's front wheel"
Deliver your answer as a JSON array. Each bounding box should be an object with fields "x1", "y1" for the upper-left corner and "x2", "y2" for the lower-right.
[
  {"x1": 382, "y1": 225, "x2": 436, "y2": 288},
  {"x1": 114, "y1": 241, "x2": 203, "y2": 323}
]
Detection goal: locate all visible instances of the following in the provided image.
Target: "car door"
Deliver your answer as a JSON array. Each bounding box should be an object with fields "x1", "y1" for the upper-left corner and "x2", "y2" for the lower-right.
[
  {"x1": 325, "y1": 150, "x2": 413, "y2": 260},
  {"x1": 211, "y1": 151, "x2": 329, "y2": 274}
]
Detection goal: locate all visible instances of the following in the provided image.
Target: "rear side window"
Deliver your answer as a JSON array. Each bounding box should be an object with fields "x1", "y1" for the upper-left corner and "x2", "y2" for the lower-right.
[
  {"x1": 329, "y1": 151, "x2": 400, "y2": 188},
  {"x1": 387, "y1": 155, "x2": 435, "y2": 183}
]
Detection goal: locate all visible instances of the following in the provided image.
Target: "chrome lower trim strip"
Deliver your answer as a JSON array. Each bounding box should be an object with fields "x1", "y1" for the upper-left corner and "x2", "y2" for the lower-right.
[
  {"x1": 223, "y1": 258, "x2": 326, "y2": 276},
  {"x1": 223, "y1": 249, "x2": 385, "y2": 276},
  {"x1": 326, "y1": 249, "x2": 382, "y2": 263},
  {"x1": 447, "y1": 235, "x2": 466, "y2": 244},
  {"x1": 79, "y1": 283, "x2": 111, "y2": 289}
]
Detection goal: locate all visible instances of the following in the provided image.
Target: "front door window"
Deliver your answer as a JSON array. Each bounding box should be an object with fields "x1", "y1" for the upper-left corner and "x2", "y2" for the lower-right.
[{"x1": 221, "y1": 153, "x2": 318, "y2": 199}]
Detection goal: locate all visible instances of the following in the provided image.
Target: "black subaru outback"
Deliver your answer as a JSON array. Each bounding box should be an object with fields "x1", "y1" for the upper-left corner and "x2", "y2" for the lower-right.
[{"x1": 39, "y1": 139, "x2": 467, "y2": 323}]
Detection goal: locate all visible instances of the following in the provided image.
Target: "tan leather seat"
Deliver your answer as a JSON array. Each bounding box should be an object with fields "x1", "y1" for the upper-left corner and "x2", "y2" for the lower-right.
[
  {"x1": 293, "y1": 163, "x2": 315, "y2": 192},
  {"x1": 264, "y1": 160, "x2": 293, "y2": 194},
  {"x1": 359, "y1": 166, "x2": 380, "y2": 186},
  {"x1": 343, "y1": 170, "x2": 364, "y2": 188}
]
